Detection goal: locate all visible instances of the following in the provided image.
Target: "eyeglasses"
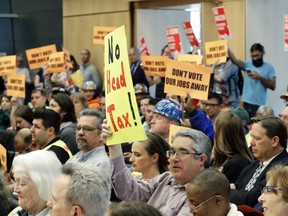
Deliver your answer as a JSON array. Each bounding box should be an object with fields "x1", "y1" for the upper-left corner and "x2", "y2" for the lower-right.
[
  {"x1": 76, "y1": 125, "x2": 98, "y2": 133},
  {"x1": 202, "y1": 103, "x2": 219, "y2": 108},
  {"x1": 189, "y1": 195, "x2": 217, "y2": 212},
  {"x1": 166, "y1": 149, "x2": 202, "y2": 159},
  {"x1": 261, "y1": 186, "x2": 282, "y2": 194}
]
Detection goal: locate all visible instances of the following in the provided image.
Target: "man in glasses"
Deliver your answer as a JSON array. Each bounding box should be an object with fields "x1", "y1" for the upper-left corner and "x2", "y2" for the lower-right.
[
  {"x1": 228, "y1": 43, "x2": 276, "y2": 118},
  {"x1": 201, "y1": 92, "x2": 224, "y2": 121},
  {"x1": 102, "y1": 127, "x2": 212, "y2": 216},
  {"x1": 187, "y1": 168, "x2": 243, "y2": 216},
  {"x1": 66, "y1": 108, "x2": 110, "y2": 171}
]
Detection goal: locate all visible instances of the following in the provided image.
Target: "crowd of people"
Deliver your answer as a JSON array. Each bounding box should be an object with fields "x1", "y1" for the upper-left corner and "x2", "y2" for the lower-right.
[{"x1": 0, "y1": 42, "x2": 287, "y2": 216}]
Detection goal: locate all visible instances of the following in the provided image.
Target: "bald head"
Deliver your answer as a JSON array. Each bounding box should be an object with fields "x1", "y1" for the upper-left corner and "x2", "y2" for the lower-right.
[
  {"x1": 14, "y1": 128, "x2": 32, "y2": 153},
  {"x1": 188, "y1": 168, "x2": 230, "y2": 201}
]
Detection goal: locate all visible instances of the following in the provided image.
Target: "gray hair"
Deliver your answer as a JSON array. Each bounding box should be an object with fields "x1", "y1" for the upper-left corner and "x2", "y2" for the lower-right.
[
  {"x1": 256, "y1": 105, "x2": 274, "y2": 117},
  {"x1": 62, "y1": 163, "x2": 111, "y2": 216},
  {"x1": 79, "y1": 108, "x2": 104, "y2": 133},
  {"x1": 172, "y1": 129, "x2": 212, "y2": 168},
  {"x1": 12, "y1": 150, "x2": 62, "y2": 201}
]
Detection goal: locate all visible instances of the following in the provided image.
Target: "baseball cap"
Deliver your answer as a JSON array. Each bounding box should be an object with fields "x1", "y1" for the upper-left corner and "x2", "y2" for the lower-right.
[
  {"x1": 153, "y1": 99, "x2": 183, "y2": 123},
  {"x1": 229, "y1": 107, "x2": 250, "y2": 127},
  {"x1": 82, "y1": 81, "x2": 96, "y2": 90},
  {"x1": 280, "y1": 93, "x2": 288, "y2": 100}
]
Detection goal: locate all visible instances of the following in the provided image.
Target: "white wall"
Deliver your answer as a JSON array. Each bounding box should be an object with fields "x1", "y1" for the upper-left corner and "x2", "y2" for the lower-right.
[
  {"x1": 246, "y1": 0, "x2": 288, "y2": 115},
  {"x1": 136, "y1": 9, "x2": 191, "y2": 56}
]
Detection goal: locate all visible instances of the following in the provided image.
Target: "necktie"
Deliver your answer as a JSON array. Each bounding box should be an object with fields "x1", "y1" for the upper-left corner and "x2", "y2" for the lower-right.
[
  {"x1": 245, "y1": 162, "x2": 263, "y2": 191},
  {"x1": 130, "y1": 63, "x2": 136, "y2": 76}
]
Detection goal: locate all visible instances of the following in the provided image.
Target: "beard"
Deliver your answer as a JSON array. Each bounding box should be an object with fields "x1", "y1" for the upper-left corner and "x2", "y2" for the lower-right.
[{"x1": 252, "y1": 58, "x2": 264, "y2": 67}]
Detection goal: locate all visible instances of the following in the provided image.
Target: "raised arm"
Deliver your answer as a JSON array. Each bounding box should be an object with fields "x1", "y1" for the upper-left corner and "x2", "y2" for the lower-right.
[{"x1": 228, "y1": 48, "x2": 245, "y2": 69}]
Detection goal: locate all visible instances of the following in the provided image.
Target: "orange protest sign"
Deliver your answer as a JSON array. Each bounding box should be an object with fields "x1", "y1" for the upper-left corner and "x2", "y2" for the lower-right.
[
  {"x1": 47, "y1": 52, "x2": 66, "y2": 73},
  {"x1": 6, "y1": 73, "x2": 26, "y2": 98},
  {"x1": 164, "y1": 59, "x2": 211, "y2": 100},
  {"x1": 93, "y1": 26, "x2": 117, "y2": 44},
  {"x1": 62, "y1": 47, "x2": 73, "y2": 69},
  {"x1": 26, "y1": 44, "x2": 57, "y2": 70},
  {"x1": 204, "y1": 40, "x2": 227, "y2": 65},
  {"x1": 142, "y1": 56, "x2": 169, "y2": 77},
  {"x1": 0, "y1": 55, "x2": 16, "y2": 76},
  {"x1": 0, "y1": 144, "x2": 7, "y2": 172},
  {"x1": 177, "y1": 54, "x2": 203, "y2": 65}
]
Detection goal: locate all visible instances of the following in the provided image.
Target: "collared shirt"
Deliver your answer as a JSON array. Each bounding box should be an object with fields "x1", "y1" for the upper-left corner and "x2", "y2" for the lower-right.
[
  {"x1": 66, "y1": 145, "x2": 111, "y2": 171},
  {"x1": 112, "y1": 156, "x2": 190, "y2": 216}
]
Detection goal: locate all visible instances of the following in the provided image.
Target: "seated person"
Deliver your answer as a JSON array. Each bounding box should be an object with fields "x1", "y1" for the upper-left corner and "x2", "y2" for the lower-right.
[
  {"x1": 81, "y1": 81, "x2": 100, "y2": 109},
  {"x1": 187, "y1": 168, "x2": 243, "y2": 216},
  {"x1": 258, "y1": 165, "x2": 288, "y2": 216}
]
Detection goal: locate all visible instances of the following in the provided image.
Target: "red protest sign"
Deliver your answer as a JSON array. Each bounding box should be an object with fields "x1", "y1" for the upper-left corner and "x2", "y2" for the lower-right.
[
  {"x1": 165, "y1": 26, "x2": 182, "y2": 53},
  {"x1": 139, "y1": 37, "x2": 150, "y2": 56},
  {"x1": 212, "y1": 6, "x2": 231, "y2": 39},
  {"x1": 182, "y1": 21, "x2": 199, "y2": 47},
  {"x1": 284, "y1": 15, "x2": 288, "y2": 51}
]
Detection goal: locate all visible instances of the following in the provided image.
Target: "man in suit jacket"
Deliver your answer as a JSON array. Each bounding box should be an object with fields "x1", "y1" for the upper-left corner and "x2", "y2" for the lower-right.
[
  {"x1": 230, "y1": 116, "x2": 288, "y2": 207},
  {"x1": 128, "y1": 47, "x2": 152, "y2": 90}
]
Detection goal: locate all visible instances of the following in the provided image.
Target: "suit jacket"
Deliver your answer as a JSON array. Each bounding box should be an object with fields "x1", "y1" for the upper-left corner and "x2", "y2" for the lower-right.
[
  {"x1": 131, "y1": 61, "x2": 149, "y2": 89},
  {"x1": 230, "y1": 149, "x2": 288, "y2": 207}
]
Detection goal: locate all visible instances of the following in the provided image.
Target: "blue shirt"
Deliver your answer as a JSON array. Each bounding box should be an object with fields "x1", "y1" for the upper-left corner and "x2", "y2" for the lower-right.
[{"x1": 243, "y1": 61, "x2": 276, "y2": 106}]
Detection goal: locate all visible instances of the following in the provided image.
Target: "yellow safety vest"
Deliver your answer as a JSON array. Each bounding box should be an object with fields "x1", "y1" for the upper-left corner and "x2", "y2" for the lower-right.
[{"x1": 43, "y1": 139, "x2": 73, "y2": 158}]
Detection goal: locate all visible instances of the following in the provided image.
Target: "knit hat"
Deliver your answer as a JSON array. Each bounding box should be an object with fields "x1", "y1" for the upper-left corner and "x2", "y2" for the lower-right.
[
  {"x1": 229, "y1": 107, "x2": 250, "y2": 127},
  {"x1": 82, "y1": 81, "x2": 96, "y2": 90},
  {"x1": 153, "y1": 99, "x2": 183, "y2": 123}
]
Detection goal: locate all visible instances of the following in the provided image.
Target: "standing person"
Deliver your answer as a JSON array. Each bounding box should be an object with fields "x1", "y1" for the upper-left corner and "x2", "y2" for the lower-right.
[
  {"x1": 129, "y1": 47, "x2": 152, "y2": 90},
  {"x1": 66, "y1": 55, "x2": 84, "y2": 90},
  {"x1": 212, "y1": 58, "x2": 240, "y2": 108},
  {"x1": 16, "y1": 54, "x2": 33, "y2": 105},
  {"x1": 230, "y1": 116, "x2": 288, "y2": 207},
  {"x1": 212, "y1": 112, "x2": 253, "y2": 183},
  {"x1": 80, "y1": 49, "x2": 102, "y2": 91},
  {"x1": 154, "y1": 45, "x2": 174, "y2": 99},
  {"x1": 228, "y1": 43, "x2": 276, "y2": 118}
]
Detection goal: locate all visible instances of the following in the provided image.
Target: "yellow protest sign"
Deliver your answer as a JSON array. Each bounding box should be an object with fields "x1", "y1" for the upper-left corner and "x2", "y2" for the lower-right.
[
  {"x1": 62, "y1": 47, "x2": 73, "y2": 69},
  {"x1": 47, "y1": 52, "x2": 66, "y2": 73},
  {"x1": 104, "y1": 25, "x2": 147, "y2": 145},
  {"x1": 93, "y1": 26, "x2": 117, "y2": 44},
  {"x1": 6, "y1": 73, "x2": 26, "y2": 98},
  {"x1": 142, "y1": 56, "x2": 169, "y2": 77},
  {"x1": 169, "y1": 125, "x2": 189, "y2": 145},
  {"x1": 0, "y1": 144, "x2": 7, "y2": 172},
  {"x1": 26, "y1": 44, "x2": 57, "y2": 70},
  {"x1": 204, "y1": 40, "x2": 227, "y2": 65},
  {"x1": 177, "y1": 54, "x2": 203, "y2": 65},
  {"x1": 0, "y1": 55, "x2": 16, "y2": 76},
  {"x1": 164, "y1": 59, "x2": 211, "y2": 100}
]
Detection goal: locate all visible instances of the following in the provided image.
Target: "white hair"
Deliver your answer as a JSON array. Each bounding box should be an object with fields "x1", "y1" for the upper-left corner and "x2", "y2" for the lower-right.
[{"x1": 13, "y1": 150, "x2": 62, "y2": 201}]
